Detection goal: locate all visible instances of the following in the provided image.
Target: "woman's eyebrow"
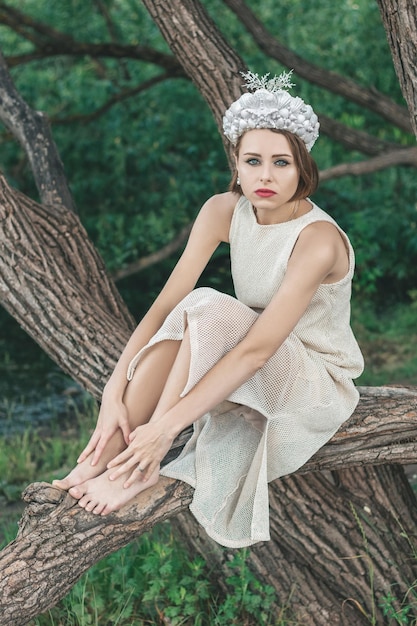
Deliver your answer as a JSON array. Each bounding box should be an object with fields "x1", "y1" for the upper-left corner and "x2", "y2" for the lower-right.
[{"x1": 243, "y1": 152, "x2": 292, "y2": 157}]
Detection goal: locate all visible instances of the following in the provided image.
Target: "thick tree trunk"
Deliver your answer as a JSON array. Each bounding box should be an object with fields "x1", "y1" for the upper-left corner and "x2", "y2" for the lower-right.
[
  {"x1": 141, "y1": 0, "x2": 243, "y2": 160},
  {"x1": 376, "y1": 0, "x2": 417, "y2": 137},
  {"x1": 0, "y1": 173, "x2": 135, "y2": 398},
  {"x1": 173, "y1": 464, "x2": 417, "y2": 626}
]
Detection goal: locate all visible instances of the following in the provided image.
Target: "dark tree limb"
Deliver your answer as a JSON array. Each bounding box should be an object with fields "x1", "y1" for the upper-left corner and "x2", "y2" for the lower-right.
[
  {"x1": 320, "y1": 146, "x2": 417, "y2": 180},
  {"x1": 222, "y1": 0, "x2": 413, "y2": 133},
  {"x1": 318, "y1": 113, "x2": 405, "y2": 156},
  {"x1": 0, "y1": 0, "x2": 184, "y2": 75},
  {"x1": 376, "y1": 0, "x2": 417, "y2": 137},
  {"x1": 0, "y1": 50, "x2": 76, "y2": 210},
  {"x1": 111, "y1": 223, "x2": 192, "y2": 281},
  {"x1": 52, "y1": 73, "x2": 175, "y2": 126}
]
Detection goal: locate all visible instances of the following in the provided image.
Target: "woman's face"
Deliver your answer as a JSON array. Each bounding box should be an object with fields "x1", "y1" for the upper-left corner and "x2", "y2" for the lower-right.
[{"x1": 235, "y1": 129, "x2": 301, "y2": 224}]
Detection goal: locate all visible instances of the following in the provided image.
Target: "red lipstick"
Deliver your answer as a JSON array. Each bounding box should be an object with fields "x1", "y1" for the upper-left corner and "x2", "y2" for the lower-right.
[{"x1": 255, "y1": 189, "x2": 276, "y2": 198}]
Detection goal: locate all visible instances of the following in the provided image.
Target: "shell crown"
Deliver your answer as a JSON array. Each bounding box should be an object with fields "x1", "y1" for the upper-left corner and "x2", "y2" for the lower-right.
[{"x1": 222, "y1": 70, "x2": 319, "y2": 151}]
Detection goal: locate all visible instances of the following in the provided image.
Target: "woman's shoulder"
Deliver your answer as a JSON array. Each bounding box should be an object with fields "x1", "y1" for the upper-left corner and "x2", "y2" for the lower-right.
[
  {"x1": 203, "y1": 191, "x2": 241, "y2": 214},
  {"x1": 199, "y1": 192, "x2": 241, "y2": 241},
  {"x1": 192, "y1": 192, "x2": 241, "y2": 244}
]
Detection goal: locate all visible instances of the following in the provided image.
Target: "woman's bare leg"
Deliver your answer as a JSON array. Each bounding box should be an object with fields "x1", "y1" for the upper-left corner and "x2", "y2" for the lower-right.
[
  {"x1": 151, "y1": 326, "x2": 192, "y2": 422},
  {"x1": 53, "y1": 340, "x2": 181, "y2": 492},
  {"x1": 75, "y1": 328, "x2": 194, "y2": 515}
]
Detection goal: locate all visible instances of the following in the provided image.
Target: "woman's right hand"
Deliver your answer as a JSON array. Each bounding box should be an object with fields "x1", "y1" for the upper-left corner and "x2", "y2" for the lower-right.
[{"x1": 77, "y1": 395, "x2": 131, "y2": 467}]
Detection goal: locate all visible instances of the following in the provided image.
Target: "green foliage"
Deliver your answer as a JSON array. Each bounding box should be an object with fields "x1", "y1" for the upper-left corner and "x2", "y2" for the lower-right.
[
  {"x1": 1, "y1": 505, "x2": 281, "y2": 625},
  {"x1": 26, "y1": 524, "x2": 283, "y2": 625},
  {"x1": 0, "y1": 0, "x2": 415, "y2": 307},
  {"x1": 352, "y1": 297, "x2": 417, "y2": 386},
  {"x1": 380, "y1": 588, "x2": 417, "y2": 626}
]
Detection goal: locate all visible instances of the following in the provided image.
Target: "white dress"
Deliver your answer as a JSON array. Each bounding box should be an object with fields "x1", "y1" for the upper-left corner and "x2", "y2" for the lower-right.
[{"x1": 127, "y1": 197, "x2": 364, "y2": 548}]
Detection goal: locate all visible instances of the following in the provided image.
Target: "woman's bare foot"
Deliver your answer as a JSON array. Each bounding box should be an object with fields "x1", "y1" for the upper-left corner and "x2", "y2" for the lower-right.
[
  {"x1": 53, "y1": 431, "x2": 126, "y2": 495},
  {"x1": 73, "y1": 465, "x2": 160, "y2": 515}
]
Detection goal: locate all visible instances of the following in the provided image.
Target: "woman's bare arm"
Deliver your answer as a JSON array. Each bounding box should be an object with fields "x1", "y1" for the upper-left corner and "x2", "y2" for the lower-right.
[
  {"x1": 102, "y1": 192, "x2": 237, "y2": 400},
  {"x1": 109, "y1": 222, "x2": 348, "y2": 481},
  {"x1": 78, "y1": 192, "x2": 237, "y2": 464}
]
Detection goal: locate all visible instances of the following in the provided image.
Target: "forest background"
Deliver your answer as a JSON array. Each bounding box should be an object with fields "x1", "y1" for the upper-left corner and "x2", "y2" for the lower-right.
[{"x1": 0, "y1": 0, "x2": 416, "y2": 624}]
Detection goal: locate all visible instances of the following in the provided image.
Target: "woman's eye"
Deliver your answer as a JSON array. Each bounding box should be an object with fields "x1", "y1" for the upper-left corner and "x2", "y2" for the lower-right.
[
  {"x1": 246, "y1": 158, "x2": 260, "y2": 166},
  {"x1": 275, "y1": 159, "x2": 289, "y2": 166}
]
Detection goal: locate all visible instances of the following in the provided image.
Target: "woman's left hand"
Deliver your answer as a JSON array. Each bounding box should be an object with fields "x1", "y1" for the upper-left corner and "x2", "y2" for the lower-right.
[{"x1": 107, "y1": 421, "x2": 174, "y2": 487}]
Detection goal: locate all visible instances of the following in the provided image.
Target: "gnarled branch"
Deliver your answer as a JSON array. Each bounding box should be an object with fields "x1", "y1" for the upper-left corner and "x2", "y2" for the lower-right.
[{"x1": 0, "y1": 50, "x2": 76, "y2": 210}]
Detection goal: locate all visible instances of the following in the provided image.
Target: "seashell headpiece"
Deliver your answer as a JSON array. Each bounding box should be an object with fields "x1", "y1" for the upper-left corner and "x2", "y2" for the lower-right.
[{"x1": 222, "y1": 70, "x2": 320, "y2": 151}]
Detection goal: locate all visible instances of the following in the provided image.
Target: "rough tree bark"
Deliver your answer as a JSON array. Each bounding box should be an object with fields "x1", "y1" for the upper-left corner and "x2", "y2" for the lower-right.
[
  {"x1": 0, "y1": 50, "x2": 76, "y2": 211},
  {"x1": 0, "y1": 173, "x2": 134, "y2": 398},
  {"x1": 376, "y1": 0, "x2": 417, "y2": 137},
  {"x1": 0, "y1": 0, "x2": 417, "y2": 624}
]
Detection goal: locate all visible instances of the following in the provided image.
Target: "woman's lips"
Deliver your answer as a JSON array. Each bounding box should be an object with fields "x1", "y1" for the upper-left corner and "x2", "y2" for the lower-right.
[{"x1": 255, "y1": 189, "x2": 276, "y2": 198}]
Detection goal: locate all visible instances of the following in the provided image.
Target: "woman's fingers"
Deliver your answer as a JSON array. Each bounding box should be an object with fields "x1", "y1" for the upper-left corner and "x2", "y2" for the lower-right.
[
  {"x1": 90, "y1": 433, "x2": 111, "y2": 466},
  {"x1": 120, "y1": 419, "x2": 131, "y2": 446},
  {"x1": 141, "y1": 459, "x2": 158, "y2": 483},
  {"x1": 123, "y1": 463, "x2": 149, "y2": 488},
  {"x1": 108, "y1": 447, "x2": 141, "y2": 480},
  {"x1": 77, "y1": 430, "x2": 100, "y2": 463}
]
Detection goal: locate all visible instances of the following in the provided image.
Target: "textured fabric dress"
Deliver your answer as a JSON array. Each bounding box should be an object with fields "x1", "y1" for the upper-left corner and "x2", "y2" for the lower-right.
[{"x1": 127, "y1": 196, "x2": 364, "y2": 548}]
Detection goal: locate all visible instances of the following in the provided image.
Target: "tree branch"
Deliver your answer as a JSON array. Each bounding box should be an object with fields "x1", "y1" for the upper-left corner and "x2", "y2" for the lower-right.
[
  {"x1": 0, "y1": 51, "x2": 76, "y2": 211},
  {"x1": 0, "y1": 386, "x2": 416, "y2": 625},
  {"x1": 320, "y1": 146, "x2": 417, "y2": 180},
  {"x1": 52, "y1": 73, "x2": 174, "y2": 126},
  {"x1": 222, "y1": 0, "x2": 413, "y2": 133},
  {"x1": 0, "y1": 173, "x2": 135, "y2": 397},
  {"x1": 0, "y1": 0, "x2": 184, "y2": 75},
  {"x1": 1, "y1": 0, "x2": 408, "y2": 162},
  {"x1": 318, "y1": 113, "x2": 403, "y2": 156},
  {"x1": 112, "y1": 223, "x2": 192, "y2": 281},
  {"x1": 376, "y1": 0, "x2": 417, "y2": 137}
]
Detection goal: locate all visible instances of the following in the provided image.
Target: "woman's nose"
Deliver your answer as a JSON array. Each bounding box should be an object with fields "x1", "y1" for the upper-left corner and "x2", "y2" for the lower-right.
[{"x1": 260, "y1": 165, "x2": 273, "y2": 182}]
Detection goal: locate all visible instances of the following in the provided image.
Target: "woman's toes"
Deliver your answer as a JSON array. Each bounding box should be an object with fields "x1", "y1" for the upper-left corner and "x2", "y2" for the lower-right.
[
  {"x1": 78, "y1": 494, "x2": 91, "y2": 509},
  {"x1": 101, "y1": 504, "x2": 113, "y2": 516},
  {"x1": 68, "y1": 485, "x2": 84, "y2": 499},
  {"x1": 84, "y1": 499, "x2": 98, "y2": 512},
  {"x1": 92, "y1": 503, "x2": 106, "y2": 515},
  {"x1": 52, "y1": 478, "x2": 70, "y2": 490}
]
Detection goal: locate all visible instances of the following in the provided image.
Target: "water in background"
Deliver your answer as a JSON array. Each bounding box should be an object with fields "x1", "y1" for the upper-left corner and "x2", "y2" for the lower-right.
[{"x1": 0, "y1": 308, "x2": 89, "y2": 436}]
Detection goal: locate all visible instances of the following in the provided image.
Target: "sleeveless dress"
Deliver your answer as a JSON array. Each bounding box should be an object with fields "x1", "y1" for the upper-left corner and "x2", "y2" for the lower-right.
[{"x1": 127, "y1": 196, "x2": 364, "y2": 548}]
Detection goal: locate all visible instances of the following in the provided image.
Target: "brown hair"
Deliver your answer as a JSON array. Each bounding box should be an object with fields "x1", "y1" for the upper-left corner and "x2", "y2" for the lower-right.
[{"x1": 229, "y1": 129, "x2": 319, "y2": 200}]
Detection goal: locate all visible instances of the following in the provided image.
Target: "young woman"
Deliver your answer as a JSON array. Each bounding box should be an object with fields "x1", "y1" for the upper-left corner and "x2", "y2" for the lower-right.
[{"x1": 54, "y1": 71, "x2": 364, "y2": 548}]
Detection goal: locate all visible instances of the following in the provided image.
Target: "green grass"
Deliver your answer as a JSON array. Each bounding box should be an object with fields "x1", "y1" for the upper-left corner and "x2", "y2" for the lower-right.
[
  {"x1": 352, "y1": 297, "x2": 417, "y2": 386},
  {"x1": 25, "y1": 535, "x2": 283, "y2": 626}
]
